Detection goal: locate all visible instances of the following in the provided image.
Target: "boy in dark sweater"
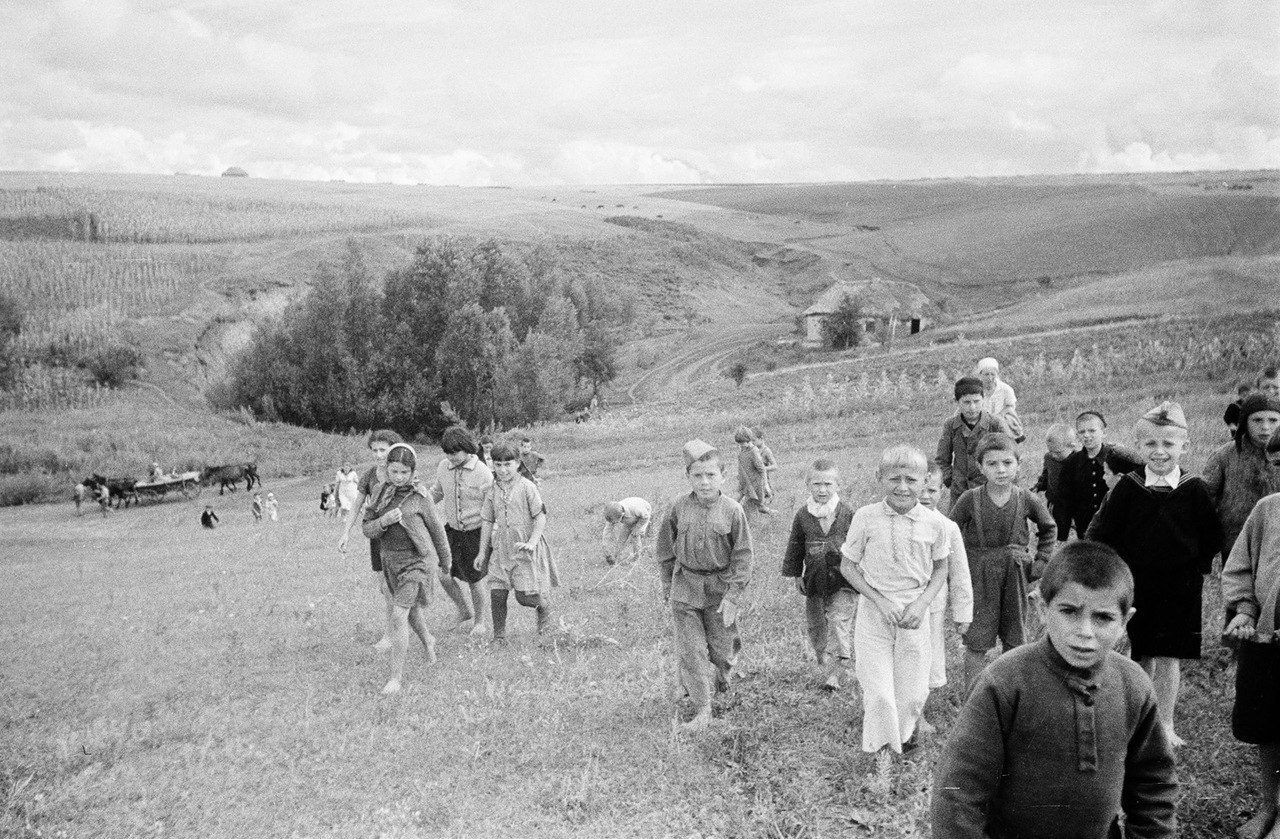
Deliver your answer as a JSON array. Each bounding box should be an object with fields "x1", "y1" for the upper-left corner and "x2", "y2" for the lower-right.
[
  {"x1": 1060, "y1": 410, "x2": 1143, "y2": 536},
  {"x1": 781, "y1": 459, "x2": 856, "y2": 690},
  {"x1": 1086, "y1": 402, "x2": 1222, "y2": 748},
  {"x1": 1032, "y1": 423, "x2": 1077, "y2": 541},
  {"x1": 932, "y1": 540, "x2": 1177, "y2": 838},
  {"x1": 936, "y1": 376, "x2": 1012, "y2": 508}
]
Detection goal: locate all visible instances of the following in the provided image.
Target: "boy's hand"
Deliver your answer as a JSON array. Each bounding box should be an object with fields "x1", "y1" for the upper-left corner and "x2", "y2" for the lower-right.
[
  {"x1": 955, "y1": 622, "x2": 970, "y2": 636},
  {"x1": 472, "y1": 554, "x2": 487, "y2": 574},
  {"x1": 718, "y1": 598, "x2": 740, "y2": 627},
  {"x1": 1224, "y1": 614, "x2": 1256, "y2": 640},
  {"x1": 514, "y1": 540, "x2": 536, "y2": 554},
  {"x1": 874, "y1": 596, "x2": 904, "y2": 625},
  {"x1": 380, "y1": 508, "x2": 403, "y2": 527},
  {"x1": 899, "y1": 599, "x2": 928, "y2": 630},
  {"x1": 337, "y1": 533, "x2": 349, "y2": 554},
  {"x1": 794, "y1": 578, "x2": 806, "y2": 595}
]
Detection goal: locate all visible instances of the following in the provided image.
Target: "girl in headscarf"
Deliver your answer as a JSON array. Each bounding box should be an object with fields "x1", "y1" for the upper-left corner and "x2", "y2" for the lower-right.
[
  {"x1": 361, "y1": 443, "x2": 453, "y2": 694},
  {"x1": 1204, "y1": 393, "x2": 1280, "y2": 560},
  {"x1": 975, "y1": 358, "x2": 1023, "y2": 442}
]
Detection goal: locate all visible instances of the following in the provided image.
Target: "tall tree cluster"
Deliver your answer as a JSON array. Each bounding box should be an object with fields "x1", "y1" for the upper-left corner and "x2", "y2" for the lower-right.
[{"x1": 222, "y1": 239, "x2": 629, "y2": 435}]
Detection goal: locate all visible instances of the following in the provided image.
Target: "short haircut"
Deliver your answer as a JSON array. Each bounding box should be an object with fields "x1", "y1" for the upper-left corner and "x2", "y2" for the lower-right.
[
  {"x1": 808, "y1": 458, "x2": 839, "y2": 477},
  {"x1": 954, "y1": 376, "x2": 983, "y2": 400},
  {"x1": 603, "y1": 501, "x2": 624, "y2": 521},
  {"x1": 1075, "y1": 410, "x2": 1107, "y2": 428},
  {"x1": 1039, "y1": 540, "x2": 1134, "y2": 613},
  {"x1": 976, "y1": 432, "x2": 1019, "y2": 463},
  {"x1": 1045, "y1": 423, "x2": 1075, "y2": 446},
  {"x1": 878, "y1": 444, "x2": 928, "y2": 476},
  {"x1": 368, "y1": 429, "x2": 404, "y2": 447},
  {"x1": 490, "y1": 442, "x2": 520, "y2": 463},
  {"x1": 733, "y1": 425, "x2": 755, "y2": 444},
  {"x1": 518, "y1": 433, "x2": 534, "y2": 443},
  {"x1": 440, "y1": 425, "x2": 478, "y2": 456},
  {"x1": 385, "y1": 444, "x2": 417, "y2": 471}
]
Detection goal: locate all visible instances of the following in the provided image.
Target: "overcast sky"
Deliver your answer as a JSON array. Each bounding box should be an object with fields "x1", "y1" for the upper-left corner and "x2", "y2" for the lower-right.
[{"x1": 1, "y1": 0, "x2": 1276, "y2": 184}]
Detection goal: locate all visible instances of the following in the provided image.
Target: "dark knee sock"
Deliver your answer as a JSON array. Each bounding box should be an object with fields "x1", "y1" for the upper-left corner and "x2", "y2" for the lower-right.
[
  {"x1": 490, "y1": 590, "x2": 509, "y2": 639},
  {"x1": 513, "y1": 592, "x2": 541, "y2": 608}
]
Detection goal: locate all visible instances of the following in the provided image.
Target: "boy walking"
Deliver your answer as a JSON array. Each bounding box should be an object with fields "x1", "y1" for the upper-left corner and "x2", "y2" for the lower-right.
[
  {"x1": 949, "y1": 433, "x2": 1057, "y2": 693},
  {"x1": 840, "y1": 445, "x2": 952, "y2": 754},
  {"x1": 932, "y1": 541, "x2": 1177, "y2": 838},
  {"x1": 1086, "y1": 402, "x2": 1222, "y2": 747},
  {"x1": 918, "y1": 464, "x2": 973, "y2": 698},
  {"x1": 1033, "y1": 423, "x2": 1077, "y2": 541},
  {"x1": 781, "y1": 459, "x2": 856, "y2": 690},
  {"x1": 517, "y1": 434, "x2": 545, "y2": 484},
  {"x1": 936, "y1": 377, "x2": 1012, "y2": 507},
  {"x1": 655, "y1": 440, "x2": 753, "y2": 732},
  {"x1": 1060, "y1": 411, "x2": 1143, "y2": 537}
]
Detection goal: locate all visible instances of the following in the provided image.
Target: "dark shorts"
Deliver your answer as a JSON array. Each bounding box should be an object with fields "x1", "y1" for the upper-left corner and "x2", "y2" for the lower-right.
[
  {"x1": 370, "y1": 539, "x2": 382, "y2": 573},
  {"x1": 1233, "y1": 640, "x2": 1280, "y2": 744},
  {"x1": 446, "y1": 526, "x2": 485, "y2": 584},
  {"x1": 963, "y1": 546, "x2": 1028, "y2": 653}
]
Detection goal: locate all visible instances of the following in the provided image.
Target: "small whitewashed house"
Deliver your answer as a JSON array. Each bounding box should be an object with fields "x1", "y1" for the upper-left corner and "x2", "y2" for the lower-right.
[{"x1": 802, "y1": 279, "x2": 929, "y2": 348}]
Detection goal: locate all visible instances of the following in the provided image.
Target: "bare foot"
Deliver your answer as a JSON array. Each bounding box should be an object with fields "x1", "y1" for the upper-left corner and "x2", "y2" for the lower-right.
[
  {"x1": 917, "y1": 718, "x2": 937, "y2": 736},
  {"x1": 822, "y1": 672, "x2": 841, "y2": 691},
  {"x1": 373, "y1": 637, "x2": 392, "y2": 652},
  {"x1": 679, "y1": 707, "x2": 712, "y2": 733},
  {"x1": 454, "y1": 617, "x2": 474, "y2": 633},
  {"x1": 1165, "y1": 727, "x2": 1186, "y2": 749},
  {"x1": 380, "y1": 678, "x2": 402, "y2": 695},
  {"x1": 468, "y1": 622, "x2": 490, "y2": 638},
  {"x1": 1238, "y1": 807, "x2": 1277, "y2": 839},
  {"x1": 423, "y1": 637, "x2": 437, "y2": 664}
]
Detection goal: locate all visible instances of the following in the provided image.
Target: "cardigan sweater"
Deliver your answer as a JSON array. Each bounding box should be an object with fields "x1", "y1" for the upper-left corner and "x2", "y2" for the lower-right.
[
  {"x1": 781, "y1": 502, "x2": 855, "y2": 597},
  {"x1": 931, "y1": 637, "x2": 1177, "y2": 839},
  {"x1": 1203, "y1": 438, "x2": 1280, "y2": 558},
  {"x1": 1224, "y1": 492, "x2": 1280, "y2": 641}
]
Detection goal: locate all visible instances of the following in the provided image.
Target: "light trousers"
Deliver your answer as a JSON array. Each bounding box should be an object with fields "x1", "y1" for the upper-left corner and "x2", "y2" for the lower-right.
[{"x1": 854, "y1": 595, "x2": 932, "y2": 753}]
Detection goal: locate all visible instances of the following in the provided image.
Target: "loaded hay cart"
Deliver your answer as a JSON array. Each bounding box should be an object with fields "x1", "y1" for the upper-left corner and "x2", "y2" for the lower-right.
[{"x1": 133, "y1": 471, "x2": 203, "y2": 503}]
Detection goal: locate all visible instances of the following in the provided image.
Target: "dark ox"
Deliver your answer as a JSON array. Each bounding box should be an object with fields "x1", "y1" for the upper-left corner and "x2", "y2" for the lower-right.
[
  {"x1": 83, "y1": 474, "x2": 138, "y2": 508},
  {"x1": 202, "y1": 463, "x2": 260, "y2": 494}
]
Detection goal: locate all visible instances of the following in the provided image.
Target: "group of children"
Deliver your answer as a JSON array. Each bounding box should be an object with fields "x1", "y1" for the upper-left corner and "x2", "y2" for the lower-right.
[
  {"x1": 329, "y1": 363, "x2": 1280, "y2": 838},
  {"x1": 198, "y1": 492, "x2": 277, "y2": 529}
]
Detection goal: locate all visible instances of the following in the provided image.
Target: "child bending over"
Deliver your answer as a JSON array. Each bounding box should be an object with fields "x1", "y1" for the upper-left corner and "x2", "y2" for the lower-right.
[
  {"x1": 602, "y1": 497, "x2": 652, "y2": 565},
  {"x1": 655, "y1": 440, "x2": 753, "y2": 732},
  {"x1": 932, "y1": 540, "x2": 1176, "y2": 838},
  {"x1": 840, "y1": 445, "x2": 952, "y2": 754},
  {"x1": 781, "y1": 459, "x2": 856, "y2": 690}
]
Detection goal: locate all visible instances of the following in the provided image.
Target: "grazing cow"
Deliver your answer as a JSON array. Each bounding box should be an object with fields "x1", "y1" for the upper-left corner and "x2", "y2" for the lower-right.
[{"x1": 202, "y1": 463, "x2": 260, "y2": 495}]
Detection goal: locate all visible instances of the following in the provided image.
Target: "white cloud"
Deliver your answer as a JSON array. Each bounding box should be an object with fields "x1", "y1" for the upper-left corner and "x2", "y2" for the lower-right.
[{"x1": 551, "y1": 141, "x2": 707, "y2": 184}]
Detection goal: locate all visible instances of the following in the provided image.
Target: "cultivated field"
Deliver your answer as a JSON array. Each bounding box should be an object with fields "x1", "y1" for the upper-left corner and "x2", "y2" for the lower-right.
[{"x1": 2, "y1": 320, "x2": 1267, "y2": 838}]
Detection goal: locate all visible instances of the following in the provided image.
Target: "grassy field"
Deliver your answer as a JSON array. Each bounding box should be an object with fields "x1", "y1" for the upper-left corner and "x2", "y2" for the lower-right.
[{"x1": 1, "y1": 320, "x2": 1264, "y2": 838}]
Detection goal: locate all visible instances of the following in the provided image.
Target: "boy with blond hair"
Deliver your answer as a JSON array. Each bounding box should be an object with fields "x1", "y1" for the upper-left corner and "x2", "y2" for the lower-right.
[
  {"x1": 932, "y1": 541, "x2": 1177, "y2": 837},
  {"x1": 1033, "y1": 423, "x2": 1078, "y2": 541},
  {"x1": 840, "y1": 445, "x2": 952, "y2": 754},
  {"x1": 1086, "y1": 402, "x2": 1221, "y2": 748},
  {"x1": 782, "y1": 459, "x2": 856, "y2": 689},
  {"x1": 656, "y1": 440, "x2": 754, "y2": 732}
]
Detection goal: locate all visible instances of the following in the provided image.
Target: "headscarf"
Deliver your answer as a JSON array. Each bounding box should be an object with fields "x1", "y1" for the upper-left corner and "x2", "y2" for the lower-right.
[{"x1": 1236, "y1": 393, "x2": 1280, "y2": 451}]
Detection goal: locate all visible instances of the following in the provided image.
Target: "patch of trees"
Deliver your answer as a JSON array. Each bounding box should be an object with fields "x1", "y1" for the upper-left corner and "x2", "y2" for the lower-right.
[
  {"x1": 823, "y1": 296, "x2": 867, "y2": 350},
  {"x1": 219, "y1": 239, "x2": 633, "y2": 436}
]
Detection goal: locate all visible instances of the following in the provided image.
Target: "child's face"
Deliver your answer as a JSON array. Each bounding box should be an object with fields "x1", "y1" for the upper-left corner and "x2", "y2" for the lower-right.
[
  {"x1": 386, "y1": 462, "x2": 413, "y2": 486},
  {"x1": 807, "y1": 470, "x2": 839, "y2": 505},
  {"x1": 879, "y1": 465, "x2": 925, "y2": 513},
  {"x1": 445, "y1": 449, "x2": 470, "y2": 467},
  {"x1": 369, "y1": 441, "x2": 392, "y2": 463},
  {"x1": 918, "y1": 473, "x2": 943, "y2": 508},
  {"x1": 1076, "y1": 417, "x2": 1105, "y2": 452},
  {"x1": 978, "y1": 369, "x2": 997, "y2": 389},
  {"x1": 687, "y1": 459, "x2": 725, "y2": 502},
  {"x1": 957, "y1": 393, "x2": 983, "y2": 420},
  {"x1": 1135, "y1": 423, "x2": 1188, "y2": 476},
  {"x1": 1046, "y1": 438, "x2": 1074, "y2": 460},
  {"x1": 519, "y1": 440, "x2": 532, "y2": 454},
  {"x1": 1040, "y1": 581, "x2": 1133, "y2": 670},
  {"x1": 980, "y1": 450, "x2": 1019, "y2": 488},
  {"x1": 1246, "y1": 410, "x2": 1280, "y2": 447},
  {"x1": 492, "y1": 458, "x2": 520, "y2": 482},
  {"x1": 1260, "y1": 377, "x2": 1280, "y2": 399}
]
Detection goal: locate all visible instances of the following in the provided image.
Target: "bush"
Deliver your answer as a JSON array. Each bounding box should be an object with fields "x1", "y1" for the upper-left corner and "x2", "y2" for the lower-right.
[
  {"x1": 0, "y1": 472, "x2": 63, "y2": 506},
  {"x1": 80, "y1": 344, "x2": 141, "y2": 387}
]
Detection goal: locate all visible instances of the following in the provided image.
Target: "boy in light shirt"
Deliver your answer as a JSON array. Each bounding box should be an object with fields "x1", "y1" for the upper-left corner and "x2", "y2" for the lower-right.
[
  {"x1": 918, "y1": 464, "x2": 973, "y2": 707},
  {"x1": 602, "y1": 497, "x2": 652, "y2": 565}
]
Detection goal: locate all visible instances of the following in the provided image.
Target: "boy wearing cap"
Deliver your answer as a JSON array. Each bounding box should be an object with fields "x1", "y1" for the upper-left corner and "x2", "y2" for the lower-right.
[
  {"x1": 602, "y1": 497, "x2": 652, "y2": 565},
  {"x1": 1060, "y1": 411, "x2": 1144, "y2": 537},
  {"x1": 1086, "y1": 402, "x2": 1222, "y2": 747},
  {"x1": 1204, "y1": 392, "x2": 1280, "y2": 560},
  {"x1": 936, "y1": 377, "x2": 1013, "y2": 508},
  {"x1": 655, "y1": 440, "x2": 754, "y2": 732}
]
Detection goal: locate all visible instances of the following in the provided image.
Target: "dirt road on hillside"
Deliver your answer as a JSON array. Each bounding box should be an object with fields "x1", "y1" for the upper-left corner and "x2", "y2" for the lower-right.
[{"x1": 625, "y1": 323, "x2": 792, "y2": 403}]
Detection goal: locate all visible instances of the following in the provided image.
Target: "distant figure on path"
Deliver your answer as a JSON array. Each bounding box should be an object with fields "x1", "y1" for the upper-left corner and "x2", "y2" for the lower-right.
[
  {"x1": 73, "y1": 482, "x2": 86, "y2": 516},
  {"x1": 733, "y1": 426, "x2": 773, "y2": 515},
  {"x1": 975, "y1": 358, "x2": 1023, "y2": 442},
  {"x1": 336, "y1": 464, "x2": 360, "y2": 520},
  {"x1": 251, "y1": 492, "x2": 264, "y2": 522},
  {"x1": 265, "y1": 492, "x2": 279, "y2": 522},
  {"x1": 752, "y1": 426, "x2": 778, "y2": 501},
  {"x1": 201, "y1": 506, "x2": 219, "y2": 529},
  {"x1": 517, "y1": 434, "x2": 544, "y2": 484}
]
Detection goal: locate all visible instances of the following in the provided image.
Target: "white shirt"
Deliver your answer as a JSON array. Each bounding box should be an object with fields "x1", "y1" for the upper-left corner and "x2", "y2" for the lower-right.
[
  {"x1": 1143, "y1": 465, "x2": 1182, "y2": 488},
  {"x1": 840, "y1": 501, "x2": 950, "y2": 607}
]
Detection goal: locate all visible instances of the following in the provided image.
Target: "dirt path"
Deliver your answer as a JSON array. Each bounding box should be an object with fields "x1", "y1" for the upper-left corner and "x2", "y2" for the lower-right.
[{"x1": 625, "y1": 323, "x2": 791, "y2": 403}]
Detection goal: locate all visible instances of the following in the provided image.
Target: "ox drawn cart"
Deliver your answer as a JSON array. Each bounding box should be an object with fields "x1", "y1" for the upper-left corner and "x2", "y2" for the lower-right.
[{"x1": 133, "y1": 471, "x2": 203, "y2": 503}]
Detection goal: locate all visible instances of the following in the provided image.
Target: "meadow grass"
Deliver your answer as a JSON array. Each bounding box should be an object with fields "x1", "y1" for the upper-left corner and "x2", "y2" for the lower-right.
[{"x1": 1, "y1": 350, "x2": 1260, "y2": 838}]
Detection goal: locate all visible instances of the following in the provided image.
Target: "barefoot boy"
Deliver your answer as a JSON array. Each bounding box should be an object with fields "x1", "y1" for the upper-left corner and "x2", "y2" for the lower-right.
[
  {"x1": 949, "y1": 433, "x2": 1057, "y2": 693},
  {"x1": 1086, "y1": 402, "x2": 1222, "y2": 747},
  {"x1": 781, "y1": 459, "x2": 856, "y2": 689},
  {"x1": 918, "y1": 464, "x2": 973, "y2": 699},
  {"x1": 655, "y1": 440, "x2": 753, "y2": 732},
  {"x1": 932, "y1": 540, "x2": 1177, "y2": 838},
  {"x1": 840, "y1": 445, "x2": 952, "y2": 754},
  {"x1": 1060, "y1": 411, "x2": 1143, "y2": 537}
]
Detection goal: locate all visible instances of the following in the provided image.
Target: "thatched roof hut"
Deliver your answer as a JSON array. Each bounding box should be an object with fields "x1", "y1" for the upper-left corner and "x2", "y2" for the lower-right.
[
  {"x1": 221, "y1": 166, "x2": 249, "y2": 178},
  {"x1": 802, "y1": 279, "x2": 929, "y2": 346}
]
